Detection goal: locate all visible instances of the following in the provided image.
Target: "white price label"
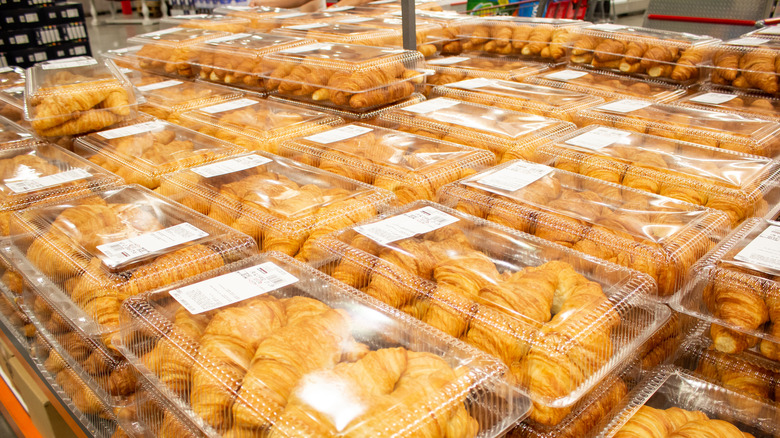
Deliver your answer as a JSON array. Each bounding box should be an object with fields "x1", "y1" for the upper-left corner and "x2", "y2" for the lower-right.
[
  {"x1": 278, "y1": 42, "x2": 331, "y2": 54},
  {"x1": 543, "y1": 69, "x2": 588, "y2": 81},
  {"x1": 757, "y1": 26, "x2": 780, "y2": 35},
  {"x1": 112, "y1": 45, "x2": 143, "y2": 54},
  {"x1": 137, "y1": 80, "x2": 183, "y2": 92},
  {"x1": 206, "y1": 33, "x2": 252, "y2": 44},
  {"x1": 41, "y1": 57, "x2": 98, "y2": 70},
  {"x1": 327, "y1": 6, "x2": 355, "y2": 11},
  {"x1": 564, "y1": 126, "x2": 632, "y2": 150},
  {"x1": 98, "y1": 121, "x2": 167, "y2": 139},
  {"x1": 474, "y1": 161, "x2": 553, "y2": 192},
  {"x1": 284, "y1": 23, "x2": 328, "y2": 31},
  {"x1": 689, "y1": 92, "x2": 738, "y2": 105},
  {"x1": 304, "y1": 125, "x2": 373, "y2": 144},
  {"x1": 192, "y1": 154, "x2": 272, "y2": 178},
  {"x1": 200, "y1": 98, "x2": 257, "y2": 114},
  {"x1": 403, "y1": 97, "x2": 461, "y2": 114},
  {"x1": 275, "y1": 12, "x2": 306, "y2": 18},
  {"x1": 355, "y1": 206, "x2": 459, "y2": 245},
  {"x1": 726, "y1": 37, "x2": 768, "y2": 46},
  {"x1": 586, "y1": 23, "x2": 627, "y2": 32},
  {"x1": 338, "y1": 17, "x2": 373, "y2": 24},
  {"x1": 427, "y1": 56, "x2": 469, "y2": 65},
  {"x1": 0, "y1": 67, "x2": 13, "y2": 74},
  {"x1": 137, "y1": 27, "x2": 185, "y2": 38},
  {"x1": 97, "y1": 223, "x2": 209, "y2": 267},
  {"x1": 3, "y1": 86, "x2": 24, "y2": 94},
  {"x1": 734, "y1": 225, "x2": 780, "y2": 273},
  {"x1": 370, "y1": 0, "x2": 397, "y2": 4},
  {"x1": 5, "y1": 168, "x2": 91, "y2": 193},
  {"x1": 450, "y1": 78, "x2": 494, "y2": 90},
  {"x1": 596, "y1": 99, "x2": 652, "y2": 114},
  {"x1": 119, "y1": 68, "x2": 135, "y2": 74}
]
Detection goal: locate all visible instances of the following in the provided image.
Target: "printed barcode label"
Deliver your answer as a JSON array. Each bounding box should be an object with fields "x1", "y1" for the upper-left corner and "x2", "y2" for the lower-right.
[
  {"x1": 200, "y1": 98, "x2": 257, "y2": 114},
  {"x1": 137, "y1": 80, "x2": 183, "y2": 92},
  {"x1": 137, "y1": 27, "x2": 185, "y2": 38},
  {"x1": 98, "y1": 121, "x2": 167, "y2": 139},
  {"x1": 473, "y1": 161, "x2": 553, "y2": 192},
  {"x1": 564, "y1": 126, "x2": 632, "y2": 150},
  {"x1": 207, "y1": 33, "x2": 252, "y2": 44},
  {"x1": 689, "y1": 92, "x2": 738, "y2": 105},
  {"x1": 427, "y1": 56, "x2": 469, "y2": 65},
  {"x1": 285, "y1": 23, "x2": 328, "y2": 30},
  {"x1": 5, "y1": 168, "x2": 91, "y2": 193},
  {"x1": 3, "y1": 86, "x2": 24, "y2": 94},
  {"x1": 338, "y1": 17, "x2": 373, "y2": 24},
  {"x1": 170, "y1": 262, "x2": 299, "y2": 314},
  {"x1": 404, "y1": 97, "x2": 461, "y2": 114},
  {"x1": 278, "y1": 43, "x2": 331, "y2": 54},
  {"x1": 192, "y1": 154, "x2": 272, "y2": 178},
  {"x1": 757, "y1": 26, "x2": 780, "y2": 35},
  {"x1": 355, "y1": 206, "x2": 459, "y2": 245},
  {"x1": 0, "y1": 67, "x2": 12, "y2": 73},
  {"x1": 112, "y1": 45, "x2": 143, "y2": 54},
  {"x1": 41, "y1": 57, "x2": 97, "y2": 70},
  {"x1": 586, "y1": 23, "x2": 627, "y2": 31},
  {"x1": 726, "y1": 37, "x2": 768, "y2": 46},
  {"x1": 544, "y1": 69, "x2": 588, "y2": 81},
  {"x1": 734, "y1": 225, "x2": 780, "y2": 273},
  {"x1": 97, "y1": 223, "x2": 209, "y2": 267},
  {"x1": 596, "y1": 99, "x2": 652, "y2": 114},
  {"x1": 450, "y1": 78, "x2": 494, "y2": 90},
  {"x1": 304, "y1": 125, "x2": 373, "y2": 144}
]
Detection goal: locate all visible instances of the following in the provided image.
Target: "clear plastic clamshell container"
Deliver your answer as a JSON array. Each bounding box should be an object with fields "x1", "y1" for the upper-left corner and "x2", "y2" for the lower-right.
[
  {"x1": 8, "y1": 185, "x2": 258, "y2": 351},
  {"x1": 268, "y1": 92, "x2": 426, "y2": 122},
  {"x1": 278, "y1": 123, "x2": 495, "y2": 204},
  {"x1": 0, "y1": 247, "x2": 34, "y2": 346},
  {"x1": 117, "y1": 252, "x2": 530, "y2": 437},
  {"x1": 271, "y1": 23, "x2": 401, "y2": 47},
  {"x1": 430, "y1": 78, "x2": 603, "y2": 123},
  {"x1": 0, "y1": 85, "x2": 28, "y2": 127},
  {"x1": 437, "y1": 161, "x2": 730, "y2": 298},
  {"x1": 0, "y1": 66, "x2": 25, "y2": 90},
  {"x1": 525, "y1": 66, "x2": 690, "y2": 103},
  {"x1": 710, "y1": 37, "x2": 780, "y2": 96},
  {"x1": 157, "y1": 152, "x2": 394, "y2": 262},
  {"x1": 526, "y1": 126, "x2": 780, "y2": 226},
  {"x1": 312, "y1": 200, "x2": 662, "y2": 426},
  {"x1": 593, "y1": 366, "x2": 780, "y2": 438},
  {"x1": 674, "y1": 218, "x2": 780, "y2": 363},
  {"x1": 231, "y1": 10, "x2": 348, "y2": 33},
  {"x1": 24, "y1": 56, "x2": 139, "y2": 137},
  {"x1": 0, "y1": 116, "x2": 35, "y2": 148},
  {"x1": 388, "y1": 10, "x2": 473, "y2": 56},
  {"x1": 74, "y1": 120, "x2": 245, "y2": 190},
  {"x1": 566, "y1": 24, "x2": 720, "y2": 84},
  {"x1": 425, "y1": 54, "x2": 552, "y2": 89},
  {"x1": 674, "y1": 89, "x2": 780, "y2": 122},
  {"x1": 575, "y1": 99, "x2": 780, "y2": 159},
  {"x1": 178, "y1": 97, "x2": 344, "y2": 154},
  {"x1": 375, "y1": 97, "x2": 576, "y2": 161},
  {"x1": 159, "y1": 14, "x2": 251, "y2": 33},
  {"x1": 324, "y1": 16, "x2": 452, "y2": 57},
  {"x1": 128, "y1": 28, "x2": 231, "y2": 78},
  {"x1": 214, "y1": 7, "x2": 306, "y2": 32}
]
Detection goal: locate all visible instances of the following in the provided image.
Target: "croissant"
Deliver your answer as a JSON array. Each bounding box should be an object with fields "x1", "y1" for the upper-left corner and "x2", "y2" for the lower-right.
[
  {"x1": 511, "y1": 25, "x2": 533, "y2": 51},
  {"x1": 594, "y1": 39, "x2": 626, "y2": 62},
  {"x1": 570, "y1": 35, "x2": 600, "y2": 63},
  {"x1": 521, "y1": 26, "x2": 553, "y2": 56},
  {"x1": 669, "y1": 419, "x2": 754, "y2": 438},
  {"x1": 739, "y1": 51, "x2": 779, "y2": 94},
  {"x1": 620, "y1": 41, "x2": 649, "y2": 72},
  {"x1": 640, "y1": 45, "x2": 679, "y2": 78},
  {"x1": 713, "y1": 50, "x2": 740, "y2": 81},
  {"x1": 542, "y1": 28, "x2": 569, "y2": 60},
  {"x1": 149, "y1": 307, "x2": 211, "y2": 395},
  {"x1": 615, "y1": 405, "x2": 708, "y2": 438},
  {"x1": 671, "y1": 47, "x2": 706, "y2": 81}
]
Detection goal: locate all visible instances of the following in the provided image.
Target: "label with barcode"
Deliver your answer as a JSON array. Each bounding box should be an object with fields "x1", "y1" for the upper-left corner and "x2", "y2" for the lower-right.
[
  {"x1": 3, "y1": 86, "x2": 24, "y2": 94},
  {"x1": 564, "y1": 126, "x2": 632, "y2": 150},
  {"x1": 278, "y1": 43, "x2": 331, "y2": 54},
  {"x1": 733, "y1": 225, "x2": 780, "y2": 273},
  {"x1": 473, "y1": 161, "x2": 552, "y2": 192},
  {"x1": 0, "y1": 67, "x2": 12, "y2": 74},
  {"x1": 338, "y1": 17, "x2": 373, "y2": 24},
  {"x1": 355, "y1": 206, "x2": 459, "y2": 245},
  {"x1": 192, "y1": 154, "x2": 272, "y2": 178},
  {"x1": 427, "y1": 56, "x2": 469, "y2": 65},
  {"x1": 404, "y1": 97, "x2": 461, "y2": 114},
  {"x1": 112, "y1": 45, "x2": 143, "y2": 54},
  {"x1": 689, "y1": 92, "x2": 738, "y2": 105},
  {"x1": 137, "y1": 27, "x2": 184, "y2": 38},
  {"x1": 726, "y1": 37, "x2": 768, "y2": 46},
  {"x1": 137, "y1": 80, "x2": 183, "y2": 92},
  {"x1": 544, "y1": 69, "x2": 588, "y2": 81},
  {"x1": 207, "y1": 33, "x2": 252, "y2": 44},
  {"x1": 170, "y1": 262, "x2": 299, "y2": 314},
  {"x1": 5, "y1": 168, "x2": 91, "y2": 193},
  {"x1": 200, "y1": 98, "x2": 257, "y2": 114},
  {"x1": 98, "y1": 121, "x2": 167, "y2": 139},
  {"x1": 97, "y1": 223, "x2": 209, "y2": 267},
  {"x1": 304, "y1": 125, "x2": 373, "y2": 144},
  {"x1": 586, "y1": 23, "x2": 627, "y2": 32},
  {"x1": 596, "y1": 99, "x2": 652, "y2": 114},
  {"x1": 757, "y1": 26, "x2": 780, "y2": 35},
  {"x1": 41, "y1": 57, "x2": 97, "y2": 70},
  {"x1": 450, "y1": 77, "x2": 494, "y2": 90},
  {"x1": 285, "y1": 23, "x2": 328, "y2": 31}
]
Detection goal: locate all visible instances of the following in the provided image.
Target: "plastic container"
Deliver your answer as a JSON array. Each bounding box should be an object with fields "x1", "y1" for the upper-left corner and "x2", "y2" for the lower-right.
[
  {"x1": 159, "y1": 14, "x2": 251, "y2": 33},
  {"x1": 74, "y1": 120, "x2": 245, "y2": 190},
  {"x1": 278, "y1": 123, "x2": 496, "y2": 204},
  {"x1": 24, "y1": 56, "x2": 139, "y2": 137},
  {"x1": 128, "y1": 28, "x2": 231, "y2": 78},
  {"x1": 268, "y1": 91, "x2": 426, "y2": 122},
  {"x1": 525, "y1": 126, "x2": 780, "y2": 226},
  {"x1": 312, "y1": 200, "x2": 662, "y2": 426},
  {"x1": 437, "y1": 161, "x2": 730, "y2": 298},
  {"x1": 742, "y1": 26, "x2": 780, "y2": 40},
  {"x1": 425, "y1": 54, "x2": 552, "y2": 90},
  {"x1": 673, "y1": 218, "x2": 780, "y2": 363},
  {"x1": 117, "y1": 252, "x2": 530, "y2": 437},
  {"x1": 385, "y1": 10, "x2": 473, "y2": 56},
  {"x1": 430, "y1": 78, "x2": 603, "y2": 123},
  {"x1": 8, "y1": 184, "x2": 258, "y2": 352},
  {"x1": 0, "y1": 116, "x2": 35, "y2": 148},
  {"x1": 0, "y1": 247, "x2": 34, "y2": 347},
  {"x1": 230, "y1": 10, "x2": 349, "y2": 33},
  {"x1": 575, "y1": 99, "x2": 780, "y2": 159},
  {"x1": 157, "y1": 152, "x2": 394, "y2": 261},
  {"x1": 324, "y1": 16, "x2": 452, "y2": 57},
  {"x1": 525, "y1": 67, "x2": 690, "y2": 103},
  {"x1": 101, "y1": 46, "x2": 145, "y2": 72},
  {"x1": 178, "y1": 97, "x2": 344, "y2": 154},
  {"x1": 0, "y1": 85, "x2": 28, "y2": 127},
  {"x1": 0, "y1": 66, "x2": 25, "y2": 90},
  {"x1": 566, "y1": 24, "x2": 719, "y2": 84},
  {"x1": 260, "y1": 43, "x2": 426, "y2": 112},
  {"x1": 271, "y1": 23, "x2": 402, "y2": 47},
  {"x1": 375, "y1": 97, "x2": 576, "y2": 161},
  {"x1": 710, "y1": 37, "x2": 780, "y2": 96},
  {"x1": 673, "y1": 89, "x2": 780, "y2": 122}
]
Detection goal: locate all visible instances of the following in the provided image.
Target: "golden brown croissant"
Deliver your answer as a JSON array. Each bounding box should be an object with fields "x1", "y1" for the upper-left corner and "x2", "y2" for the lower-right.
[{"x1": 739, "y1": 51, "x2": 779, "y2": 94}]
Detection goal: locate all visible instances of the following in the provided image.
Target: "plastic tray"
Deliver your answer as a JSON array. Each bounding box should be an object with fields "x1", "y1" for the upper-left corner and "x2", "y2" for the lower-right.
[
  {"x1": 425, "y1": 54, "x2": 552, "y2": 89},
  {"x1": 159, "y1": 14, "x2": 251, "y2": 33},
  {"x1": 179, "y1": 97, "x2": 343, "y2": 154},
  {"x1": 384, "y1": 10, "x2": 473, "y2": 56},
  {"x1": 527, "y1": 126, "x2": 780, "y2": 226},
  {"x1": 0, "y1": 85, "x2": 28, "y2": 127},
  {"x1": 375, "y1": 97, "x2": 576, "y2": 161},
  {"x1": 268, "y1": 91, "x2": 426, "y2": 122},
  {"x1": 742, "y1": 26, "x2": 780, "y2": 40},
  {"x1": 312, "y1": 200, "x2": 662, "y2": 425},
  {"x1": 128, "y1": 28, "x2": 231, "y2": 78},
  {"x1": 0, "y1": 66, "x2": 25, "y2": 90},
  {"x1": 0, "y1": 116, "x2": 35, "y2": 148},
  {"x1": 24, "y1": 56, "x2": 139, "y2": 137},
  {"x1": 117, "y1": 252, "x2": 530, "y2": 437},
  {"x1": 431, "y1": 78, "x2": 603, "y2": 123},
  {"x1": 437, "y1": 161, "x2": 730, "y2": 298},
  {"x1": 214, "y1": 7, "x2": 305, "y2": 31},
  {"x1": 0, "y1": 247, "x2": 34, "y2": 347},
  {"x1": 271, "y1": 23, "x2": 402, "y2": 46},
  {"x1": 101, "y1": 46, "x2": 146, "y2": 72},
  {"x1": 575, "y1": 99, "x2": 780, "y2": 159},
  {"x1": 157, "y1": 152, "x2": 394, "y2": 262},
  {"x1": 325, "y1": 16, "x2": 453, "y2": 57},
  {"x1": 230, "y1": 10, "x2": 349, "y2": 33},
  {"x1": 673, "y1": 89, "x2": 780, "y2": 122},
  {"x1": 710, "y1": 37, "x2": 780, "y2": 96},
  {"x1": 74, "y1": 120, "x2": 245, "y2": 190},
  {"x1": 278, "y1": 123, "x2": 495, "y2": 204}
]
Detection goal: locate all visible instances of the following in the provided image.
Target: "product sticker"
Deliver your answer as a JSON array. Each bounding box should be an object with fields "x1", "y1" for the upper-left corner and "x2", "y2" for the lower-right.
[
  {"x1": 586, "y1": 23, "x2": 627, "y2": 32},
  {"x1": 5, "y1": 168, "x2": 91, "y2": 193},
  {"x1": 41, "y1": 57, "x2": 98, "y2": 70},
  {"x1": 285, "y1": 23, "x2": 328, "y2": 30},
  {"x1": 355, "y1": 206, "x2": 459, "y2": 245},
  {"x1": 171, "y1": 262, "x2": 299, "y2": 314},
  {"x1": 757, "y1": 26, "x2": 780, "y2": 35},
  {"x1": 97, "y1": 121, "x2": 167, "y2": 139},
  {"x1": 192, "y1": 154, "x2": 272, "y2": 178},
  {"x1": 688, "y1": 92, "x2": 738, "y2": 105},
  {"x1": 449, "y1": 78, "x2": 494, "y2": 90},
  {"x1": 304, "y1": 125, "x2": 373, "y2": 144},
  {"x1": 137, "y1": 27, "x2": 186, "y2": 38},
  {"x1": 137, "y1": 80, "x2": 183, "y2": 92},
  {"x1": 112, "y1": 45, "x2": 143, "y2": 54},
  {"x1": 327, "y1": 6, "x2": 355, "y2": 11},
  {"x1": 275, "y1": 12, "x2": 307, "y2": 18},
  {"x1": 97, "y1": 223, "x2": 209, "y2": 267},
  {"x1": 338, "y1": 17, "x2": 373, "y2": 24},
  {"x1": 596, "y1": 99, "x2": 652, "y2": 114},
  {"x1": 472, "y1": 161, "x2": 553, "y2": 192},
  {"x1": 426, "y1": 56, "x2": 470, "y2": 65},
  {"x1": 278, "y1": 42, "x2": 331, "y2": 54},
  {"x1": 0, "y1": 67, "x2": 13, "y2": 73},
  {"x1": 564, "y1": 126, "x2": 632, "y2": 150},
  {"x1": 733, "y1": 225, "x2": 780, "y2": 273},
  {"x1": 370, "y1": 0, "x2": 397, "y2": 4},
  {"x1": 206, "y1": 33, "x2": 252, "y2": 44},
  {"x1": 200, "y1": 98, "x2": 257, "y2": 114},
  {"x1": 403, "y1": 97, "x2": 461, "y2": 114},
  {"x1": 726, "y1": 37, "x2": 768, "y2": 46},
  {"x1": 543, "y1": 69, "x2": 588, "y2": 81},
  {"x1": 3, "y1": 86, "x2": 24, "y2": 94}
]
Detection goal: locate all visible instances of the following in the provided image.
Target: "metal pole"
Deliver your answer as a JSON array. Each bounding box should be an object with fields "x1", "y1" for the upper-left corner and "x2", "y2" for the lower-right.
[{"x1": 401, "y1": 0, "x2": 416, "y2": 50}]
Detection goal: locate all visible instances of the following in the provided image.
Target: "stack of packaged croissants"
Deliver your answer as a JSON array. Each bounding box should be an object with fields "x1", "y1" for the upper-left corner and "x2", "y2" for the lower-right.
[{"x1": 1, "y1": 6, "x2": 780, "y2": 438}]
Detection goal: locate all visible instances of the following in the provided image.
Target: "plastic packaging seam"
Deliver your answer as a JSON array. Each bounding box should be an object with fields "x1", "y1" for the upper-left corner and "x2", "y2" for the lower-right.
[
  {"x1": 132, "y1": 374, "x2": 204, "y2": 436},
  {"x1": 681, "y1": 334, "x2": 780, "y2": 381},
  {"x1": 428, "y1": 64, "x2": 548, "y2": 81},
  {"x1": 431, "y1": 85, "x2": 602, "y2": 115},
  {"x1": 182, "y1": 110, "x2": 342, "y2": 141},
  {"x1": 568, "y1": 28, "x2": 719, "y2": 49},
  {"x1": 263, "y1": 48, "x2": 424, "y2": 72},
  {"x1": 694, "y1": 217, "x2": 763, "y2": 273},
  {"x1": 143, "y1": 90, "x2": 246, "y2": 114},
  {"x1": 544, "y1": 65, "x2": 691, "y2": 89},
  {"x1": 673, "y1": 98, "x2": 780, "y2": 123}
]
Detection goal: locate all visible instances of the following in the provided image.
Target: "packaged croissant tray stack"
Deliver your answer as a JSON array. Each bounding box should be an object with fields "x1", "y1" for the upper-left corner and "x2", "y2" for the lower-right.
[
  {"x1": 24, "y1": 56, "x2": 139, "y2": 138},
  {"x1": 436, "y1": 161, "x2": 731, "y2": 298},
  {"x1": 8, "y1": 184, "x2": 258, "y2": 354},
  {"x1": 565, "y1": 24, "x2": 719, "y2": 85},
  {"x1": 424, "y1": 54, "x2": 552, "y2": 90},
  {"x1": 268, "y1": 92, "x2": 426, "y2": 122},
  {"x1": 673, "y1": 89, "x2": 780, "y2": 122},
  {"x1": 673, "y1": 217, "x2": 780, "y2": 363},
  {"x1": 381, "y1": 10, "x2": 472, "y2": 56},
  {"x1": 157, "y1": 152, "x2": 394, "y2": 261},
  {"x1": 710, "y1": 37, "x2": 780, "y2": 96},
  {"x1": 0, "y1": 67, "x2": 25, "y2": 90},
  {"x1": 525, "y1": 66, "x2": 691, "y2": 103},
  {"x1": 116, "y1": 251, "x2": 530, "y2": 438},
  {"x1": 592, "y1": 365, "x2": 779, "y2": 438},
  {"x1": 0, "y1": 247, "x2": 34, "y2": 347},
  {"x1": 127, "y1": 28, "x2": 232, "y2": 79},
  {"x1": 259, "y1": 42, "x2": 426, "y2": 113},
  {"x1": 375, "y1": 97, "x2": 576, "y2": 161},
  {"x1": 312, "y1": 200, "x2": 665, "y2": 426},
  {"x1": 277, "y1": 123, "x2": 495, "y2": 205},
  {"x1": 0, "y1": 116, "x2": 35, "y2": 148},
  {"x1": 74, "y1": 119, "x2": 245, "y2": 190},
  {"x1": 0, "y1": 85, "x2": 28, "y2": 127},
  {"x1": 159, "y1": 14, "x2": 251, "y2": 33},
  {"x1": 271, "y1": 22, "x2": 406, "y2": 48},
  {"x1": 430, "y1": 78, "x2": 603, "y2": 122},
  {"x1": 178, "y1": 97, "x2": 343, "y2": 153},
  {"x1": 322, "y1": 16, "x2": 454, "y2": 58},
  {"x1": 574, "y1": 99, "x2": 780, "y2": 159},
  {"x1": 526, "y1": 126, "x2": 780, "y2": 226}
]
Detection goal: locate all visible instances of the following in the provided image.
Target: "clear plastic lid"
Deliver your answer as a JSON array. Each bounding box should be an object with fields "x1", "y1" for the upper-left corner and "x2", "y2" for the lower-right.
[
  {"x1": 260, "y1": 43, "x2": 426, "y2": 112},
  {"x1": 425, "y1": 54, "x2": 552, "y2": 86},
  {"x1": 159, "y1": 14, "x2": 251, "y2": 33},
  {"x1": 74, "y1": 120, "x2": 245, "y2": 190},
  {"x1": 313, "y1": 200, "x2": 661, "y2": 425},
  {"x1": 157, "y1": 152, "x2": 394, "y2": 262},
  {"x1": 430, "y1": 78, "x2": 604, "y2": 123},
  {"x1": 24, "y1": 57, "x2": 139, "y2": 137},
  {"x1": 268, "y1": 92, "x2": 426, "y2": 122},
  {"x1": 271, "y1": 23, "x2": 401, "y2": 46},
  {"x1": 0, "y1": 66, "x2": 25, "y2": 90},
  {"x1": 324, "y1": 17, "x2": 452, "y2": 57},
  {"x1": 0, "y1": 85, "x2": 27, "y2": 127},
  {"x1": 9, "y1": 185, "x2": 258, "y2": 348},
  {"x1": 278, "y1": 123, "x2": 495, "y2": 204},
  {"x1": 178, "y1": 97, "x2": 344, "y2": 154},
  {"x1": 129, "y1": 28, "x2": 231, "y2": 78},
  {"x1": 528, "y1": 126, "x2": 780, "y2": 226},
  {"x1": 375, "y1": 97, "x2": 576, "y2": 160},
  {"x1": 711, "y1": 37, "x2": 780, "y2": 96},
  {"x1": 381, "y1": 10, "x2": 472, "y2": 55},
  {"x1": 0, "y1": 247, "x2": 35, "y2": 345},
  {"x1": 576, "y1": 99, "x2": 780, "y2": 159},
  {"x1": 233, "y1": 11, "x2": 350, "y2": 33},
  {"x1": 131, "y1": 74, "x2": 244, "y2": 119},
  {"x1": 674, "y1": 89, "x2": 780, "y2": 122},
  {"x1": 0, "y1": 117, "x2": 35, "y2": 148},
  {"x1": 101, "y1": 46, "x2": 145, "y2": 72},
  {"x1": 117, "y1": 252, "x2": 530, "y2": 437},
  {"x1": 437, "y1": 161, "x2": 730, "y2": 298}
]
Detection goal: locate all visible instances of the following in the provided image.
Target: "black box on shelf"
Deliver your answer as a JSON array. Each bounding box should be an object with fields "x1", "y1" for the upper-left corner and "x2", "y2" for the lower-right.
[
  {"x1": 1, "y1": 3, "x2": 84, "y2": 29},
  {"x1": 0, "y1": 0, "x2": 56, "y2": 7}
]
